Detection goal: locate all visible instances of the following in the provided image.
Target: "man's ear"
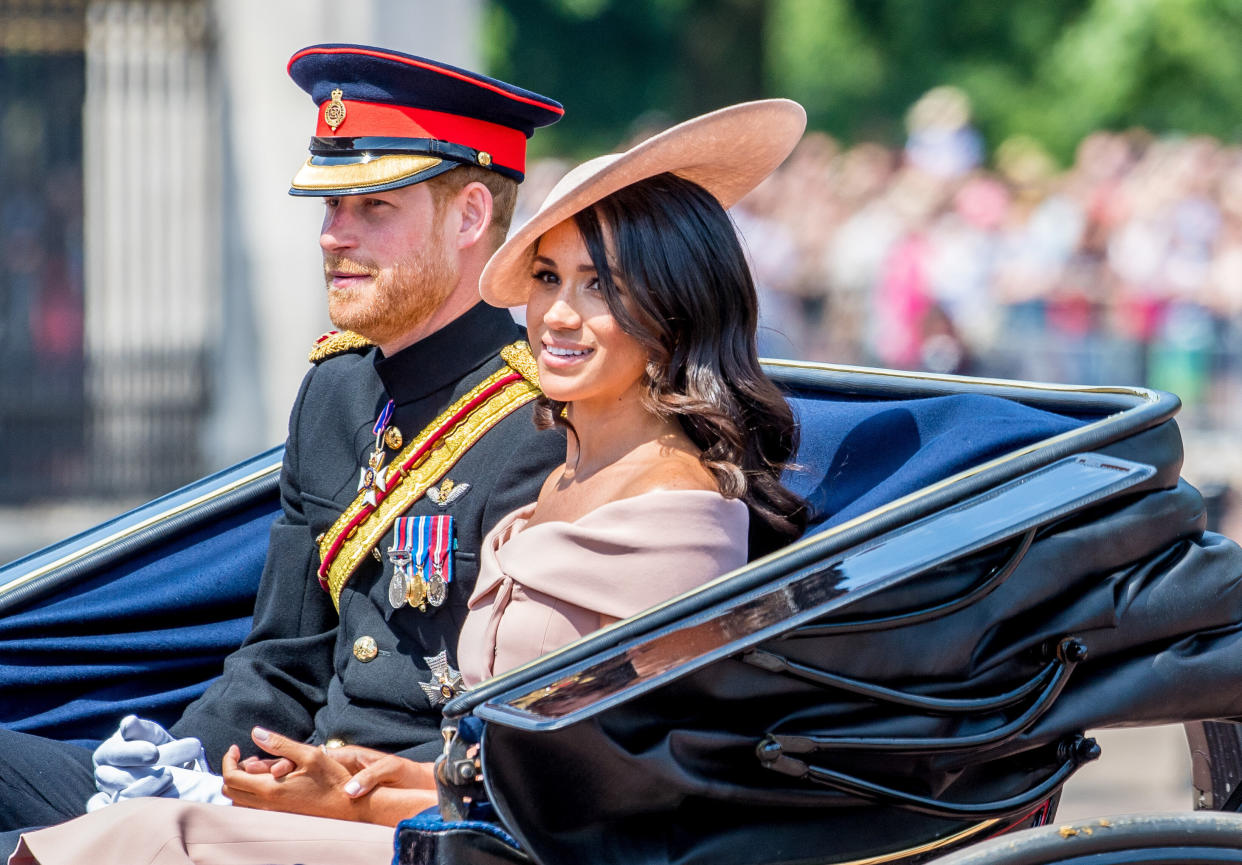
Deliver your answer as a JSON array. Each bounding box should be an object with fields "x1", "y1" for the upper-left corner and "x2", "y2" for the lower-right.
[{"x1": 454, "y1": 181, "x2": 494, "y2": 250}]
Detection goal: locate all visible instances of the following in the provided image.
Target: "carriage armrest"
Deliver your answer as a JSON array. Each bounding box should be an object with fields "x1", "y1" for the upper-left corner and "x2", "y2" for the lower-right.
[{"x1": 463, "y1": 453, "x2": 1154, "y2": 732}]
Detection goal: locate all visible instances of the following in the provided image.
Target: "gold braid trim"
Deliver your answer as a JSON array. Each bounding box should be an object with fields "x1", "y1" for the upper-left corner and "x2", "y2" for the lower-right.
[
  {"x1": 319, "y1": 348, "x2": 540, "y2": 610},
  {"x1": 309, "y1": 330, "x2": 374, "y2": 364},
  {"x1": 318, "y1": 365, "x2": 514, "y2": 577}
]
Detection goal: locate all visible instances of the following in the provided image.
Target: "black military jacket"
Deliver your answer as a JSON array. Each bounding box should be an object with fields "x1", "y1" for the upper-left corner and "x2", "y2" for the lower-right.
[{"x1": 174, "y1": 303, "x2": 563, "y2": 764}]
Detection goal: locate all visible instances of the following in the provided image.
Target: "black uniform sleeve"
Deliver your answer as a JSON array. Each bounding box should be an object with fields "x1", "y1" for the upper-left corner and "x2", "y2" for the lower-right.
[{"x1": 172, "y1": 368, "x2": 338, "y2": 766}]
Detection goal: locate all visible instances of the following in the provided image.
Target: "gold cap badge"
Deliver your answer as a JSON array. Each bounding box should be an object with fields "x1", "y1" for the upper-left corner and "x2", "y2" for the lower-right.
[{"x1": 325, "y1": 88, "x2": 347, "y2": 132}]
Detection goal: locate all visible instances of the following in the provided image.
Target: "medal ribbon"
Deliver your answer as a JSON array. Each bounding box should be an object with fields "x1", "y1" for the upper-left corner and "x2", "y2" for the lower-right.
[
  {"x1": 430, "y1": 515, "x2": 454, "y2": 582},
  {"x1": 320, "y1": 369, "x2": 522, "y2": 584},
  {"x1": 394, "y1": 514, "x2": 411, "y2": 555},
  {"x1": 373, "y1": 399, "x2": 395, "y2": 438},
  {"x1": 413, "y1": 516, "x2": 431, "y2": 577}
]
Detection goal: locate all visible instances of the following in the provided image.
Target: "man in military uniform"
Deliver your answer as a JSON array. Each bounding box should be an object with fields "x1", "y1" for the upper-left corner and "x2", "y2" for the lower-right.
[{"x1": 0, "y1": 44, "x2": 564, "y2": 843}]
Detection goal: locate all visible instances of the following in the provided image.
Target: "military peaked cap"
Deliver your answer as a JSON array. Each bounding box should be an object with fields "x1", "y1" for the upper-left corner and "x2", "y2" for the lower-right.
[{"x1": 287, "y1": 43, "x2": 563, "y2": 196}]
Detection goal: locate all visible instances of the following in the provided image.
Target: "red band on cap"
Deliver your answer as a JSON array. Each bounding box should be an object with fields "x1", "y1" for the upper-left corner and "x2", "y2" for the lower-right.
[{"x1": 317, "y1": 100, "x2": 526, "y2": 173}]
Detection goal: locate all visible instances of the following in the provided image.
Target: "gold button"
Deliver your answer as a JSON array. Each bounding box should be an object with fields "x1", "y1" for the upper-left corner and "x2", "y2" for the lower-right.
[
  {"x1": 353, "y1": 635, "x2": 378, "y2": 662},
  {"x1": 477, "y1": 151, "x2": 492, "y2": 167}
]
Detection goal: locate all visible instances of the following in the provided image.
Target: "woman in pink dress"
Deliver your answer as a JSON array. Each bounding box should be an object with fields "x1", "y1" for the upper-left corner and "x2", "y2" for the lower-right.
[
  {"x1": 10, "y1": 98, "x2": 808, "y2": 865},
  {"x1": 454, "y1": 98, "x2": 809, "y2": 686}
]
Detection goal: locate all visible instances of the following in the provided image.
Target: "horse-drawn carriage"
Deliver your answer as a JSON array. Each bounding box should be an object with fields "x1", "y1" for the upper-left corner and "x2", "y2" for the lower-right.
[{"x1": 4, "y1": 360, "x2": 1242, "y2": 864}]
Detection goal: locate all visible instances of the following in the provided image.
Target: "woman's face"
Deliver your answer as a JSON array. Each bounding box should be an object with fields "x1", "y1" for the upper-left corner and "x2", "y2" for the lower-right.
[{"x1": 525, "y1": 218, "x2": 649, "y2": 410}]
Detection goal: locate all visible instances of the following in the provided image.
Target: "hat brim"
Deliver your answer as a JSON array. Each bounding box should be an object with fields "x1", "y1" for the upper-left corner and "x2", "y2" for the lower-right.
[
  {"x1": 480, "y1": 99, "x2": 806, "y2": 307},
  {"x1": 289, "y1": 153, "x2": 456, "y2": 197}
]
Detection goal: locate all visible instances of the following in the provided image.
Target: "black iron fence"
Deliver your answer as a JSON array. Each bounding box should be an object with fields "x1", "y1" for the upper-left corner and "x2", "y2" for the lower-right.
[{"x1": 0, "y1": 0, "x2": 215, "y2": 503}]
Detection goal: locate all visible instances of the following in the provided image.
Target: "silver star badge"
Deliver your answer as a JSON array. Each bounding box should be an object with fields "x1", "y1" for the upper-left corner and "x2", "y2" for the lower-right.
[{"x1": 420, "y1": 650, "x2": 466, "y2": 706}]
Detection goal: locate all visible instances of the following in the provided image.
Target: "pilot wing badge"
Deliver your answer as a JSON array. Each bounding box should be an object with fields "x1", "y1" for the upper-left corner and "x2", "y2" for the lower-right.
[{"x1": 427, "y1": 478, "x2": 470, "y2": 509}]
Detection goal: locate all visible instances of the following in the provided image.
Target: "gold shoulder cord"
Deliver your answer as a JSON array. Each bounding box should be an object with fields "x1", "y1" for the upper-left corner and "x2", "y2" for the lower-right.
[
  {"x1": 319, "y1": 342, "x2": 540, "y2": 610},
  {"x1": 309, "y1": 330, "x2": 374, "y2": 364}
]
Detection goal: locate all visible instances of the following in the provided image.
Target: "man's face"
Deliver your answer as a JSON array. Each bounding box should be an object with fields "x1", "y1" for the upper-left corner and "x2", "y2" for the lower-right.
[{"x1": 319, "y1": 181, "x2": 458, "y2": 347}]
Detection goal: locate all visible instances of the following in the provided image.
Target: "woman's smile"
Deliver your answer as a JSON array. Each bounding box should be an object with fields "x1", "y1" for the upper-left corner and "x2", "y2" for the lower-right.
[{"x1": 541, "y1": 342, "x2": 596, "y2": 368}]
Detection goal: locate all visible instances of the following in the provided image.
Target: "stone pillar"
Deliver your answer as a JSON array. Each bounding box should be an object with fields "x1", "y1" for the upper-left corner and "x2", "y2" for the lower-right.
[{"x1": 83, "y1": 0, "x2": 219, "y2": 493}]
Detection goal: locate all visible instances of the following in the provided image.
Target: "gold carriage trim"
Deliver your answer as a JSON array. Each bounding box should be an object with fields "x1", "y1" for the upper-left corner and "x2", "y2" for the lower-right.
[
  {"x1": 309, "y1": 330, "x2": 374, "y2": 364},
  {"x1": 318, "y1": 343, "x2": 541, "y2": 610},
  {"x1": 827, "y1": 818, "x2": 1000, "y2": 865}
]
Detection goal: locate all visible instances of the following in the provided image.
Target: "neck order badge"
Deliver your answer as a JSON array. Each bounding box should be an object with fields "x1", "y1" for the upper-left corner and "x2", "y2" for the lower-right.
[{"x1": 359, "y1": 399, "x2": 397, "y2": 507}]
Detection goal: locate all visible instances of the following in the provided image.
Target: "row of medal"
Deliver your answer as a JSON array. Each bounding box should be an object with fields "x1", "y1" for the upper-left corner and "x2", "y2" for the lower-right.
[{"x1": 388, "y1": 513, "x2": 455, "y2": 610}]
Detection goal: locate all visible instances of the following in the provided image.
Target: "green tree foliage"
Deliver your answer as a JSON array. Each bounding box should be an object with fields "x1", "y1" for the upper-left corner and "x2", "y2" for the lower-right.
[
  {"x1": 483, "y1": 0, "x2": 682, "y2": 158},
  {"x1": 1021, "y1": 0, "x2": 1242, "y2": 156},
  {"x1": 485, "y1": 0, "x2": 765, "y2": 157},
  {"x1": 488, "y1": 0, "x2": 1242, "y2": 162},
  {"x1": 767, "y1": 0, "x2": 1089, "y2": 147}
]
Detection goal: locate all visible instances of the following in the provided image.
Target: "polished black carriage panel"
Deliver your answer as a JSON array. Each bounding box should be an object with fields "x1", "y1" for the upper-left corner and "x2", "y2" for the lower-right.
[
  {"x1": 450, "y1": 363, "x2": 1180, "y2": 720},
  {"x1": 449, "y1": 363, "x2": 1178, "y2": 720}
]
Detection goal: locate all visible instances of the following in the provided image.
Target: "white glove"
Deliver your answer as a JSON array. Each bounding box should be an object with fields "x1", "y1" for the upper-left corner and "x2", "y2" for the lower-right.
[
  {"x1": 93, "y1": 714, "x2": 210, "y2": 773},
  {"x1": 88, "y1": 715, "x2": 229, "y2": 810},
  {"x1": 87, "y1": 764, "x2": 230, "y2": 812}
]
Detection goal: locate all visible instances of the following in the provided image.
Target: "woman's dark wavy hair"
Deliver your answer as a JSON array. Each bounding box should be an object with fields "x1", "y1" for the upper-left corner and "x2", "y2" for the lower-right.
[{"x1": 533, "y1": 171, "x2": 807, "y2": 557}]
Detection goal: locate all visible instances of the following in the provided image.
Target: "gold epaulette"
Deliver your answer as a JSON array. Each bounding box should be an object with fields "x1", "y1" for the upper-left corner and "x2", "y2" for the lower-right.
[
  {"x1": 316, "y1": 341, "x2": 543, "y2": 610},
  {"x1": 500, "y1": 340, "x2": 540, "y2": 387},
  {"x1": 309, "y1": 330, "x2": 374, "y2": 364}
]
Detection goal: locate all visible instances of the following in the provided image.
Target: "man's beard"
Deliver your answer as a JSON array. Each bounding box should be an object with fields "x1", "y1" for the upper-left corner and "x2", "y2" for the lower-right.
[{"x1": 323, "y1": 238, "x2": 458, "y2": 346}]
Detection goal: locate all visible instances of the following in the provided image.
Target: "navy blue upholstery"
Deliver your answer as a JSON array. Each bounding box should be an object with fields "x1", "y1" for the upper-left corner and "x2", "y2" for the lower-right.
[
  {"x1": 784, "y1": 392, "x2": 1082, "y2": 530},
  {"x1": 0, "y1": 503, "x2": 275, "y2": 746}
]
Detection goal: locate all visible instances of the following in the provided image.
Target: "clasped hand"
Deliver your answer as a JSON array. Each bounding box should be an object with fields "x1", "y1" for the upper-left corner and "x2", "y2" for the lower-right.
[
  {"x1": 89, "y1": 715, "x2": 436, "y2": 824},
  {"x1": 222, "y1": 727, "x2": 437, "y2": 825}
]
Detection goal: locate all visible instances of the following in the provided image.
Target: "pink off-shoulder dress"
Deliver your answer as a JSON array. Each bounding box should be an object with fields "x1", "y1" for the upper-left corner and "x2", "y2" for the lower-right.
[{"x1": 457, "y1": 488, "x2": 750, "y2": 686}]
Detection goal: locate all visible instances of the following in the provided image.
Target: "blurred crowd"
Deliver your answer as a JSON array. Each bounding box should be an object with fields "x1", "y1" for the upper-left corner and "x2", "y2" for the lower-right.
[{"x1": 519, "y1": 87, "x2": 1242, "y2": 435}]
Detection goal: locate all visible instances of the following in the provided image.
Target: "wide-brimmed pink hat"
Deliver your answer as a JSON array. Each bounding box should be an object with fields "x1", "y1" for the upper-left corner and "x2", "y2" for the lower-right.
[{"x1": 480, "y1": 98, "x2": 806, "y2": 307}]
